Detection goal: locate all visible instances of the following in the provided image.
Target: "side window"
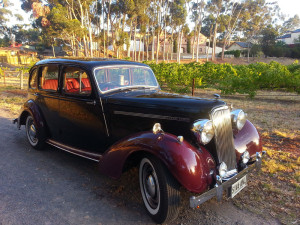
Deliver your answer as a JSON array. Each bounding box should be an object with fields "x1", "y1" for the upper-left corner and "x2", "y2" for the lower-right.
[
  {"x1": 39, "y1": 65, "x2": 59, "y2": 91},
  {"x1": 63, "y1": 67, "x2": 92, "y2": 95},
  {"x1": 29, "y1": 68, "x2": 38, "y2": 89}
]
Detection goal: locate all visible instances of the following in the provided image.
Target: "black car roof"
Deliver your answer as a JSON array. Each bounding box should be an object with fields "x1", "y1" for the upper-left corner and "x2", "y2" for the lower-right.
[{"x1": 35, "y1": 58, "x2": 149, "y2": 69}]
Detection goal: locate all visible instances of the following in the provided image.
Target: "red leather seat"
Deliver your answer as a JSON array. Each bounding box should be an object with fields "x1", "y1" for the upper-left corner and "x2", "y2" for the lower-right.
[
  {"x1": 43, "y1": 79, "x2": 58, "y2": 90},
  {"x1": 65, "y1": 78, "x2": 80, "y2": 92},
  {"x1": 81, "y1": 78, "x2": 90, "y2": 88}
]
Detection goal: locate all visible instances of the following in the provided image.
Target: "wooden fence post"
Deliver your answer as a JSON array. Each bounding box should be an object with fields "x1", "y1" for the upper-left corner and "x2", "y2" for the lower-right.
[
  {"x1": 20, "y1": 70, "x2": 24, "y2": 89},
  {"x1": 192, "y1": 78, "x2": 195, "y2": 96}
]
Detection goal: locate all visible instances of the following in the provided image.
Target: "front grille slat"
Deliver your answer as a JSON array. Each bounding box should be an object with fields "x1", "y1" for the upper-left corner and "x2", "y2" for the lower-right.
[{"x1": 211, "y1": 106, "x2": 236, "y2": 170}]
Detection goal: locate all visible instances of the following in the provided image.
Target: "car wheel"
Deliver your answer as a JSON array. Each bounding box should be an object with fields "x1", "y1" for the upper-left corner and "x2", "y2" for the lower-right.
[
  {"x1": 25, "y1": 115, "x2": 45, "y2": 150},
  {"x1": 139, "y1": 156, "x2": 181, "y2": 224}
]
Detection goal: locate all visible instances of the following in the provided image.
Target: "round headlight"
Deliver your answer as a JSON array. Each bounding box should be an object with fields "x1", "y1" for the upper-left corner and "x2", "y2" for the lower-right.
[
  {"x1": 219, "y1": 162, "x2": 227, "y2": 177},
  {"x1": 242, "y1": 151, "x2": 250, "y2": 164},
  {"x1": 231, "y1": 109, "x2": 247, "y2": 130},
  {"x1": 192, "y1": 119, "x2": 214, "y2": 145}
]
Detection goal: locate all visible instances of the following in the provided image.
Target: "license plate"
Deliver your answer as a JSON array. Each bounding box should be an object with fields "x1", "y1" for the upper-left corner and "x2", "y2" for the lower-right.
[{"x1": 231, "y1": 175, "x2": 247, "y2": 198}]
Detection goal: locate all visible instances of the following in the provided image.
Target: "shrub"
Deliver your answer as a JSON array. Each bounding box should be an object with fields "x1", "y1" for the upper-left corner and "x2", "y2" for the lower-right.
[{"x1": 145, "y1": 61, "x2": 300, "y2": 97}]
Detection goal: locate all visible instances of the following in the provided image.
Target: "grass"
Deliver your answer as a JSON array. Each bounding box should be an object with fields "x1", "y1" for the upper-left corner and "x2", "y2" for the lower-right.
[
  {"x1": 0, "y1": 84, "x2": 299, "y2": 224},
  {"x1": 0, "y1": 86, "x2": 27, "y2": 116}
]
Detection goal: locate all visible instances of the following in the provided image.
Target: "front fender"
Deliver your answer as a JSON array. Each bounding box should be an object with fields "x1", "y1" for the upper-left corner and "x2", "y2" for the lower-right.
[
  {"x1": 234, "y1": 120, "x2": 262, "y2": 159},
  {"x1": 99, "y1": 132, "x2": 216, "y2": 193}
]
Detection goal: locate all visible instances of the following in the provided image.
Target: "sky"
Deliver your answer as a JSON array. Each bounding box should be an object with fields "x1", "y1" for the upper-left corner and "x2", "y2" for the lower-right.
[{"x1": 5, "y1": 0, "x2": 300, "y2": 29}]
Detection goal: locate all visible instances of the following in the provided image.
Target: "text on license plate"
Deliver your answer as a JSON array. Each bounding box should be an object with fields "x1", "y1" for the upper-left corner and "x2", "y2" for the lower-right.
[{"x1": 231, "y1": 175, "x2": 247, "y2": 198}]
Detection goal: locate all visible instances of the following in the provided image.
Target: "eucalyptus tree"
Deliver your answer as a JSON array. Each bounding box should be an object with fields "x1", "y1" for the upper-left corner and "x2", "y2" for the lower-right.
[
  {"x1": 219, "y1": 0, "x2": 244, "y2": 60},
  {"x1": 240, "y1": 0, "x2": 279, "y2": 61},
  {"x1": 191, "y1": 0, "x2": 205, "y2": 62},
  {"x1": 206, "y1": 0, "x2": 226, "y2": 61},
  {"x1": 170, "y1": 0, "x2": 187, "y2": 63}
]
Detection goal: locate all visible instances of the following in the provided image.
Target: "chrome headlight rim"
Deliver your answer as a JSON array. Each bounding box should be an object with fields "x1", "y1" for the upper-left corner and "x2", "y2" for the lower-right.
[
  {"x1": 192, "y1": 119, "x2": 214, "y2": 145},
  {"x1": 219, "y1": 162, "x2": 227, "y2": 178},
  {"x1": 231, "y1": 109, "x2": 247, "y2": 130}
]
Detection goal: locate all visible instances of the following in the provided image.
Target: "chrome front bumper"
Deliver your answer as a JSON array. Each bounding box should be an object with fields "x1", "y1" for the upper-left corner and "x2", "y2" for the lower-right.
[{"x1": 190, "y1": 152, "x2": 265, "y2": 208}]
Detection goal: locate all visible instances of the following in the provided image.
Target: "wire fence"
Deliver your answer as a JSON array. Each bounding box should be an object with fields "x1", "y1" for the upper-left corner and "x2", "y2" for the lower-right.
[{"x1": 0, "y1": 71, "x2": 29, "y2": 89}]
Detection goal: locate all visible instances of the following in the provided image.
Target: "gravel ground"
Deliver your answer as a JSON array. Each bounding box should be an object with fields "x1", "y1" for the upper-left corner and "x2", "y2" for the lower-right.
[{"x1": 0, "y1": 109, "x2": 281, "y2": 225}]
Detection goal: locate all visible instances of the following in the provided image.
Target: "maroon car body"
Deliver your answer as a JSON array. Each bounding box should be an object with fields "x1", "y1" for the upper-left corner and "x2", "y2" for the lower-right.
[{"x1": 15, "y1": 58, "x2": 264, "y2": 224}]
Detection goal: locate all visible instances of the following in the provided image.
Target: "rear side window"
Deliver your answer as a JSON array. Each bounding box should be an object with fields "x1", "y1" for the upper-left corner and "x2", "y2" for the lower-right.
[
  {"x1": 63, "y1": 67, "x2": 92, "y2": 95},
  {"x1": 29, "y1": 68, "x2": 38, "y2": 89},
  {"x1": 39, "y1": 65, "x2": 59, "y2": 91}
]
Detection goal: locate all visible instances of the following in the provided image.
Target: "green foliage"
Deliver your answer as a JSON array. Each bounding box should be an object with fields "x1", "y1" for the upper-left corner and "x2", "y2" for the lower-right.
[{"x1": 145, "y1": 61, "x2": 300, "y2": 97}]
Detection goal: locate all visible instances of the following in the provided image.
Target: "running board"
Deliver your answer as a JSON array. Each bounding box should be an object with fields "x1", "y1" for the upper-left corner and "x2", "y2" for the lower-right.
[{"x1": 46, "y1": 139, "x2": 102, "y2": 162}]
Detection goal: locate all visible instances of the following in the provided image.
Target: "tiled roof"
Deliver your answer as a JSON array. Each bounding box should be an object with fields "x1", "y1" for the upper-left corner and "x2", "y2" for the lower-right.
[
  {"x1": 277, "y1": 34, "x2": 291, "y2": 39},
  {"x1": 234, "y1": 42, "x2": 252, "y2": 48},
  {"x1": 292, "y1": 28, "x2": 300, "y2": 33}
]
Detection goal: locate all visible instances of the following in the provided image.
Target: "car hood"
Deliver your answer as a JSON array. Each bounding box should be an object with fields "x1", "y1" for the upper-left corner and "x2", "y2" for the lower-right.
[{"x1": 104, "y1": 90, "x2": 226, "y2": 122}]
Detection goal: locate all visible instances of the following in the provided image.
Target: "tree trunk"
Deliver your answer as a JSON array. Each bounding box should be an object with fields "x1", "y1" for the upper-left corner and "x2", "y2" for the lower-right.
[
  {"x1": 127, "y1": 19, "x2": 133, "y2": 58},
  {"x1": 171, "y1": 28, "x2": 174, "y2": 61},
  {"x1": 107, "y1": 0, "x2": 111, "y2": 57},
  {"x1": 163, "y1": 26, "x2": 166, "y2": 61},
  {"x1": 156, "y1": 30, "x2": 160, "y2": 64},
  {"x1": 192, "y1": 27, "x2": 197, "y2": 60},
  {"x1": 247, "y1": 42, "x2": 250, "y2": 62},
  {"x1": 196, "y1": 25, "x2": 201, "y2": 62},
  {"x1": 89, "y1": 18, "x2": 93, "y2": 58},
  {"x1": 151, "y1": 29, "x2": 155, "y2": 61},
  {"x1": 206, "y1": 38, "x2": 210, "y2": 62},
  {"x1": 51, "y1": 43, "x2": 56, "y2": 57},
  {"x1": 138, "y1": 36, "x2": 142, "y2": 61},
  {"x1": 133, "y1": 25, "x2": 137, "y2": 61},
  {"x1": 212, "y1": 22, "x2": 218, "y2": 61}
]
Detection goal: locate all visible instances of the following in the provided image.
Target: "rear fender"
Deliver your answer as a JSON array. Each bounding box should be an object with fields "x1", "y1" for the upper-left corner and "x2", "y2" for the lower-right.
[
  {"x1": 18, "y1": 100, "x2": 47, "y2": 132},
  {"x1": 99, "y1": 132, "x2": 216, "y2": 193}
]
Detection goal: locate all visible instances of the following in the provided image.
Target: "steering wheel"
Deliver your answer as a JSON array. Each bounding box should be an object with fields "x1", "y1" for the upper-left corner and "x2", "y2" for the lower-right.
[{"x1": 100, "y1": 82, "x2": 120, "y2": 91}]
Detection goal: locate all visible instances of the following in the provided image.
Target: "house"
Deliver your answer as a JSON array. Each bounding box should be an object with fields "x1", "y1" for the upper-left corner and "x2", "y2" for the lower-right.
[
  {"x1": 0, "y1": 47, "x2": 38, "y2": 65},
  {"x1": 277, "y1": 29, "x2": 300, "y2": 45},
  {"x1": 148, "y1": 33, "x2": 208, "y2": 54},
  {"x1": 227, "y1": 42, "x2": 252, "y2": 51}
]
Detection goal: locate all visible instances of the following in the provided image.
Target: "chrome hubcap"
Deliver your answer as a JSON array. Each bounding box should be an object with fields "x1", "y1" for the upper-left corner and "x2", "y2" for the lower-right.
[
  {"x1": 27, "y1": 118, "x2": 38, "y2": 144},
  {"x1": 146, "y1": 175, "x2": 156, "y2": 198},
  {"x1": 142, "y1": 163, "x2": 159, "y2": 209}
]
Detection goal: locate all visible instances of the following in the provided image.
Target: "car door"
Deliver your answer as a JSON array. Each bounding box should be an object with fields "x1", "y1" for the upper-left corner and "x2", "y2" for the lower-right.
[
  {"x1": 35, "y1": 64, "x2": 61, "y2": 140},
  {"x1": 58, "y1": 65, "x2": 108, "y2": 152}
]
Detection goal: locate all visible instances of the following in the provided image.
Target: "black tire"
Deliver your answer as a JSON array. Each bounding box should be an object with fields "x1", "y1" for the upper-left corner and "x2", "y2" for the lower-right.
[
  {"x1": 139, "y1": 155, "x2": 181, "y2": 224},
  {"x1": 25, "y1": 115, "x2": 46, "y2": 150}
]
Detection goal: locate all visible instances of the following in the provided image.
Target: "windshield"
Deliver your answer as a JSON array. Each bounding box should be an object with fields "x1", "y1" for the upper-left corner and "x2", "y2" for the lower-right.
[{"x1": 94, "y1": 66, "x2": 159, "y2": 93}]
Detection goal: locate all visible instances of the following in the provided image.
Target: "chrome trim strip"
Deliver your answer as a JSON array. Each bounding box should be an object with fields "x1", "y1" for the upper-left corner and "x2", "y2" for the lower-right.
[
  {"x1": 47, "y1": 139, "x2": 102, "y2": 162},
  {"x1": 114, "y1": 110, "x2": 190, "y2": 122},
  {"x1": 99, "y1": 97, "x2": 110, "y2": 137}
]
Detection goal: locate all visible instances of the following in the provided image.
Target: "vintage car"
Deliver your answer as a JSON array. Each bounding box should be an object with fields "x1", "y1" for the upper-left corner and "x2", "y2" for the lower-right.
[{"x1": 14, "y1": 58, "x2": 264, "y2": 224}]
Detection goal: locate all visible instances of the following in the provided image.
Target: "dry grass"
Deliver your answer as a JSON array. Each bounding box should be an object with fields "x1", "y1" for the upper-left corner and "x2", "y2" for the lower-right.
[{"x1": 0, "y1": 86, "x2": 27, "y2": 116}]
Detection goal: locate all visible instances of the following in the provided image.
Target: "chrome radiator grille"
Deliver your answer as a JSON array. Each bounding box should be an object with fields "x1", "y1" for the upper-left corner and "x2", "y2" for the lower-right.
[{"x1": 211, "y1": 106, "x2": 236, "y2": 170}]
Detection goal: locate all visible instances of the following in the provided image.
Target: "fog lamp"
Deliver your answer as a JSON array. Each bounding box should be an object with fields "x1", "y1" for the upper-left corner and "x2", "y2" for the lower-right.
[
  {"x1": 242, "y1": 151, "x2": 250, "y2": 164},
  {"x1": 231, "y1": 109, "x2": 247, "y2": 130},
  {"x1": 219, "y1": 162, "x2": 227, "y2": 177}
]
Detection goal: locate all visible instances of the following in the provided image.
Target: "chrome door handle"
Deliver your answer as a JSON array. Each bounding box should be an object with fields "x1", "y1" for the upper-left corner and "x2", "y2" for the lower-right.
[{"x1": 86, "y1": 100, "x2": 96, "y2": 106}]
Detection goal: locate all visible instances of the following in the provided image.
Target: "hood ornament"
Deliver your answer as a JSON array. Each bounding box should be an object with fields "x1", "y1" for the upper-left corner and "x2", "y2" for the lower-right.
[{"x1": 213, "y1": 94, "x2": 220, "y2": 99}]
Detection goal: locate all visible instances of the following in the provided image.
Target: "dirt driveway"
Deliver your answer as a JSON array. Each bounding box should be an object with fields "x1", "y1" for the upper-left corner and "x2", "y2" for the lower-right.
[{"x1": 0, "y1": 109, "x2": 280, "y2": 225}]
